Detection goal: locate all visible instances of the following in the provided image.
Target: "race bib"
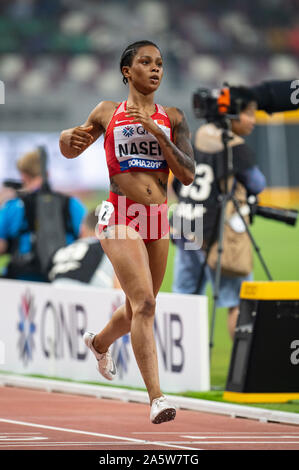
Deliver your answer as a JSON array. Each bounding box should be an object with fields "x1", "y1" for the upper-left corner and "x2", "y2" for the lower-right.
[{"x1": 98, "y1": 201, "x2": 114, "y2": 225}]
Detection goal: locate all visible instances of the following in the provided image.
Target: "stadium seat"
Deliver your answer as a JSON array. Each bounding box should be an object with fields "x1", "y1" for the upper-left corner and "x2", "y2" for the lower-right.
[
  {"x1": 269, "y1": 55, "x2": 299, "y2": 78},
  {"x1": 189, "y1": 55, "x2": 222, "y2": 82},
  {"x1": 60, "y1": 11, "x2": 91, "y2": 35},
  {"x1": 0, "y1": 55, "x2": 24, "y2": 81},
  {"x1": 68, "y1": 55, "x2": 100, "y2": 82}
]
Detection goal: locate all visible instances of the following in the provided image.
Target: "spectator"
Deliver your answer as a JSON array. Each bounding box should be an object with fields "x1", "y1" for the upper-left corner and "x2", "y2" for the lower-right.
[
  {"x1": 171, "y1": 86, "x2": 266, "y2": 339},
  {"x1": 0, "y1": 149, "x2": 86, "y2": 282}
]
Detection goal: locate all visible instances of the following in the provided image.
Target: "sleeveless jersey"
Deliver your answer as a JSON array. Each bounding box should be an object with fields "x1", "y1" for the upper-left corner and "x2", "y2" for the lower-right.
[{"x1": 104, "y1": 101, "x2": 173, "y2": 177}]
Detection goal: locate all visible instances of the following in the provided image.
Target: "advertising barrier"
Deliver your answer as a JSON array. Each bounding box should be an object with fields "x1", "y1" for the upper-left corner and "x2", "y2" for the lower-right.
[{"x1": 0, "y1": 279, "x2": 210, "y2": 393}]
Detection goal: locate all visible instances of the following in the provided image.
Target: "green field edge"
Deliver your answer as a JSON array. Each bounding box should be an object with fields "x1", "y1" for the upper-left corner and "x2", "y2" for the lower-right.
[{"x1": 1, "y1": 370, "x2": 298, "y2": 415}]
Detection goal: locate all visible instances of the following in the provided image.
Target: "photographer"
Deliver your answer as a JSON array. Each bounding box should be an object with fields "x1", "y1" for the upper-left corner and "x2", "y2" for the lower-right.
[
  {"x1": 0, "y1": 150, "x2": 87, "y2": 282},
  {"x1": 171, "y1": 86, "x2": 266, "y2": 339}
]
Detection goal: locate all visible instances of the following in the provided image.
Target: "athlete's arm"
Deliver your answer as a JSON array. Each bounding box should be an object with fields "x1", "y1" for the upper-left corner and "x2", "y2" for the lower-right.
[
  {"x1": 59, "y1": 101, "x2": 112, "y2": 159},
  {"x1": 166, "y1": 107, "x2": 195, "y2": 185},
  {"x1": 125, "y1": 106, "x2": 195, "y2": 185}
]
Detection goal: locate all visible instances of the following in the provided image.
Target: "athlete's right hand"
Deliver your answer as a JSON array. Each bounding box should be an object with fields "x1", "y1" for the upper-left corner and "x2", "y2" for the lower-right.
[
  {"x1": 69, "y1": 125, "x2": 94, "y2": 151},
  {"x1": 60, "y1": 125, "x2": 94, "y2": 158}
]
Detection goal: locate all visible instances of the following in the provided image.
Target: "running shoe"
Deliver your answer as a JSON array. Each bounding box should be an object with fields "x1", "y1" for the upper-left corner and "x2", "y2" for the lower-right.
[
  {"x1": 150, "y1": 396, "x2": 176, "y2": 424},
  {"x1": 83, "y1": 331, "x2": 116, "y2": 381}
]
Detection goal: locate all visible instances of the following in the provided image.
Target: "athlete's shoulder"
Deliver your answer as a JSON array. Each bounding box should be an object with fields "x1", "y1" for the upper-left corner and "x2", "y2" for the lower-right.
[
  {"x1": 98, "y1": 100, "x2": 120, "y2": 110},
  {"x1": 162, "y1": 106, "x2": 182, "y2": 117},
  {"x1": 162, "y1": 106, "x2": 188, "y2": 128},
  {"x1": 86, "y1": 100, "x2": 121, "y2": 131},
  {"x1": 90, "y1": 100, "x2": 120, "y2": 118}
]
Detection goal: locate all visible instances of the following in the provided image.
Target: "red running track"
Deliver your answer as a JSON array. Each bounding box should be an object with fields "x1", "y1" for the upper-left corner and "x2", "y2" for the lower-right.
[{"x1": 0, "y1": 386, "x2": 299, "y2": 451}]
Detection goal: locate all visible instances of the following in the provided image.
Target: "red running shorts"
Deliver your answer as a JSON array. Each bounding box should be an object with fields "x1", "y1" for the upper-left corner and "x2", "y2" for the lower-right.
[{"x1": 97, "y1": 191, "x2": 169, "y2": 244}]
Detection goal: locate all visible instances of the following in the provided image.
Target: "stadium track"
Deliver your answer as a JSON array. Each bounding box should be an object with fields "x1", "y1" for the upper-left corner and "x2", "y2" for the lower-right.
[{"x1": 0, "y1": 385, "x2": 299, "y2": 451}]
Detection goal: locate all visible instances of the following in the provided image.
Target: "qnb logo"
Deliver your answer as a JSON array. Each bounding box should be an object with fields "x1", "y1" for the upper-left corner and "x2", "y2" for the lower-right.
[
  {"x1": 290, "y1": 339, "x2": 299, "y2": 365},
  {"x1": 17, "y1": 290, "x2": 37, "y2": 365},
  {"x1": 290, "y1": 80, "x2": 299, "y2": 105},
  {"x1": 0, "y1": 80, "x2": 4, "y2": 104},
  {"x1": 122, "y1": 126, "x2": 134, "y2": 138}
]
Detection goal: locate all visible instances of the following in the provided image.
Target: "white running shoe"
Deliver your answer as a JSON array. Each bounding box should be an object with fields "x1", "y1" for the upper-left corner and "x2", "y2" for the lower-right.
[
  {"x1": 150, "y1": 396, "x2": 176, "y2": 424},
  {"x1": 83, "y1": 331, "x2": 116, "y2": 381}
]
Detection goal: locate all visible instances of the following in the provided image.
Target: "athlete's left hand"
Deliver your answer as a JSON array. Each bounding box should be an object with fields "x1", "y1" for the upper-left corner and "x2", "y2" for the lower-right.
[{"x1": 125, "y1": 106, "x2": 160, "y2": 135}]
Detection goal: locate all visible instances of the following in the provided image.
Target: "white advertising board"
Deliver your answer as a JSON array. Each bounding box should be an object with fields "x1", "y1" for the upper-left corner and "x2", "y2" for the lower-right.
[{"x1": 0, "y1": 279, "x2": 210, "y2": 393}]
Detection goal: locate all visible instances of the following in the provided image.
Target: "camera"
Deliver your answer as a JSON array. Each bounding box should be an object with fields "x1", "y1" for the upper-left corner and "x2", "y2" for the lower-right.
[
  {"x1": 248, "y1": 195, "x2": 298, "y2": 227},
  {"x1": 193, "y1": 84, "x2": 240, "y2": 122},
  {"x1": 192, "y1": 83, "x2": 298, "y2": 228},
  {"x1": 3, "y1": 179, "x2": 23, "y2": 190},
  {"x1": 193, "y1": 79, "x2": 299, "y2": 121}
]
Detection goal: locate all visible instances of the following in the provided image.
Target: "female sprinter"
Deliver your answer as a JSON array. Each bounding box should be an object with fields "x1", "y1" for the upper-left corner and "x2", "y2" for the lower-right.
[{"x1": 59, "y1": 40, "x2": 194, "y2": 424}]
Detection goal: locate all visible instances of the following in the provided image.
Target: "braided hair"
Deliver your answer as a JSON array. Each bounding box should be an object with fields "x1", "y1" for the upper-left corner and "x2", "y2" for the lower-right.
[{"x1": 119, "y1": 40, "x2": 161, "y2": 85}]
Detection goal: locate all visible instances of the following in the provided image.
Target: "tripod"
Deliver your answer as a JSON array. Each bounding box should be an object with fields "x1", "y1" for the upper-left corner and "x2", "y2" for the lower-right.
[{"x1": 194, "y1": 116, "x2": 273, "y2": 359}]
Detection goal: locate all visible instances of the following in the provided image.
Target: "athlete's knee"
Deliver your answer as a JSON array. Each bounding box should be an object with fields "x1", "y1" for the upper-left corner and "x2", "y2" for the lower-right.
[{"x1": 133, "y1": 294, "x2": 156, "y2": 319}]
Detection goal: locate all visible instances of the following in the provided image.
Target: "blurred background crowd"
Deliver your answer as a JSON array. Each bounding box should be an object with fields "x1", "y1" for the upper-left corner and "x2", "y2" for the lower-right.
[
  {"x1": 0, "y1": 0, "x2": 298, "y2": 196},
  {"x1": 1, "y1": 0, "x2": 299, "y2": 132}
]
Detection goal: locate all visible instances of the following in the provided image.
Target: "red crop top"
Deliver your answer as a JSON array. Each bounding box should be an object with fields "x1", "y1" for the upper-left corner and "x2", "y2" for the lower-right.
[{"x1": 104, "y1": 101, "x2": 173, "y2": 178}]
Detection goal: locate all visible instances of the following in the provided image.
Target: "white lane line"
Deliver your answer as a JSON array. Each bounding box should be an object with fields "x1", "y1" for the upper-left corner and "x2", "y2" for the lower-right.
[
  {"x1": 0, "y1": 436, "x2": 48, "y2": 441},
  {"x1": 0, "y1": 441, "x2": 198, "y2": 446},
  {"x1": 131, "y1": 431, "x2": 299, "y2": 437},
  {"x1": 0, "y1": 418, "x2": 200, "y2": 451},
  {"x1": 184, "y1": 441, "x2": 299, "y2": 445},
  {"x1": 182, "y1": 435, "x2": 299, "y2": 440},
  {"x1": 0, "y1": 443, "x2": 195, "y2": 448},
  {"x1": 0, "y1": 433, "x2": 42, "y2": 436},
  {"x1": 1, "y1": 441, "x2": 299, "y2": 448},
  {"x1": 2, "y1": 436, "x2": 299, "y2": 446}
]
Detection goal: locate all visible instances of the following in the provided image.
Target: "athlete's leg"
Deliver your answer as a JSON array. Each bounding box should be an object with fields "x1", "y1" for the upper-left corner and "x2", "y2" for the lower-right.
[
  {"x1": 145, "y1": 235, "x2": 169, "y2": 295},
  {"x1": 94, "y1": 225, "x2": 168, "y2": 403},
  {"x1": 93, "y1": 297, "x2": 132, "y2": 353},
  {"x1": 127, "y1": 235, "x2": 169, "y2": 402},
  {"x1": 93, "y1": 232, "x2": 169, "y2": 353}
]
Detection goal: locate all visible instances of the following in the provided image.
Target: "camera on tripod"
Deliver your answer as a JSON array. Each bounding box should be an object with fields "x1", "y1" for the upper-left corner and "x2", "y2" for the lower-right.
[
  {"x1": 188, "y1": 79, "x2": 299, "y2": 356},
  {"x1": 193, "y1": 84, "x2": 240, "y2": 122},
  {"x1": 193, "y1": 78, "x2": 299, "y2": 120},
  {"x1": 192, "y1": 83, "x2": 298, "y2": 228}
]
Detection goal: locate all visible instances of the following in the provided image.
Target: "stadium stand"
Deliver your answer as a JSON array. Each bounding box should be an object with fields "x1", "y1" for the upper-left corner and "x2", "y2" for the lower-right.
[{"x1": 0, "y1": 0, "x2": 298, "y2": 99}]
